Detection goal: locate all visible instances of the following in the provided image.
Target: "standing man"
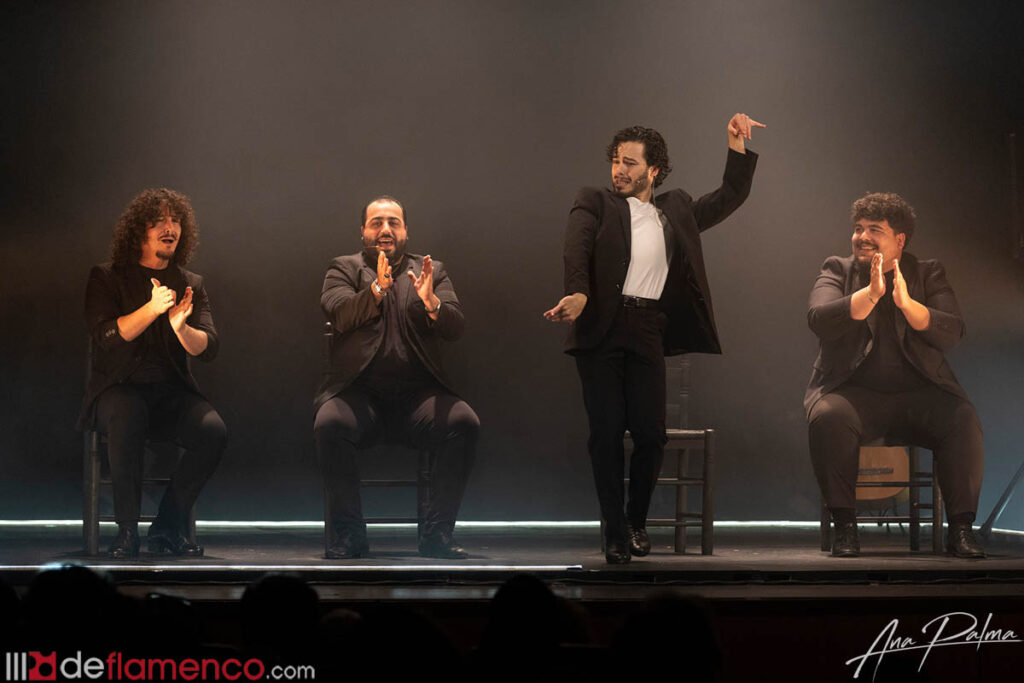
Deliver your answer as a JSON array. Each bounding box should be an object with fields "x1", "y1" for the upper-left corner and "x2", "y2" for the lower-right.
[
  {"x1": 806, "y1": 192, "x2": 985, "y2": 558},
  {"x1": 314, "y1": 196, "x2": 479, "y2": 560},
  {"x1": 81, "y1": 188, "x2": 226, "y2": 559},
  {"x1": 545, "y1": 116, "x2": 763, "y2": 563}
]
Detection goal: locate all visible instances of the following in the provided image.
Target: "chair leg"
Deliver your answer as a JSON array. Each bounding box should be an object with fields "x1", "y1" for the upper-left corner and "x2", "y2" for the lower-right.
[
  {"x1": 820, "y1": 500, "x2": 832, "y2": 552},
  {"x1": 909, "y1": 446, "x2": 921, "y2": 551},
  {"x1": 416, "y1": 450, "x2": 432, "y2": 541},
  {"x1": 674, "y1": 448, "x2": 688, "y2": 554},
  {"x1": 932, "y1": 474, "x2": 944, "y2": 555},
  {"x1": 323, "y1": 487, "x2": 333, "y2": 552},
  {"x1": 84, "y1": 431, "x2": 101, "y2": 555},
  {"x1": 186, "y1": 505, "x2": 197, "y2": 544},
  {"x1": 700, "y1": 430, "x2": 714, "y2": 556}
]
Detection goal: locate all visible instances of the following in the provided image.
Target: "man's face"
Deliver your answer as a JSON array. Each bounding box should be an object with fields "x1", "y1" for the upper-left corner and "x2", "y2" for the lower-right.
[
  {"x1": 140, "y1": 206, "x2": 181, "y2": 265},
  {"x1": 611, "y1": 141, "x2": 658, "y2": 199},
  {"x1": 851, "y1": 218, "x2": 905, "y2": 271},
  {"x1": 361, "y1": 200, "x2": 408, "y2": 261}
]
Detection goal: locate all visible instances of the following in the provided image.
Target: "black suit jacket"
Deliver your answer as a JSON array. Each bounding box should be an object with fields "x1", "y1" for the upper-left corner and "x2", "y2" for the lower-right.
[
  {"x1": 79, "y1": 262, "x2": 219, "y2": 429},
  {"x1": 314, "y1": 252, "x2": 464, "y2": 412},
  {"x1": 563, "y1": 148, "x2": 758, "y2": 355},
  {"x1": 804, "y1": 252, "x2": 969, "y2": 418}
]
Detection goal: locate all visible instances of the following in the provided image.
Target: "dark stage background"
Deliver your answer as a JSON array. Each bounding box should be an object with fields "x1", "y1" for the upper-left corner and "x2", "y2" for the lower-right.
[{"x1": 3, "y1": 0, "x2": 1023, "y2": 528}]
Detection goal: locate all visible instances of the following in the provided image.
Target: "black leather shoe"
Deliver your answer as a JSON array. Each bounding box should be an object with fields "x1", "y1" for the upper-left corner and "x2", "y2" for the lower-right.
[
  {"x1": 604, "y1": 535, "x2": 631, "y2": 564},
  {"x1": 108, "y1": 525, "x2": 140, "y2": 559},
  {"x1": 148, "y1": 529, "x2": 204, "y2": 557},
  {"x1": 419, "y1": 534, "x2": 469, "y2": 559},
  {"x1": 628, "y1": 526, "x2": 651, "y2": 557},
  {"x1": 831, "y1": 521, "x2": 860, "y2": 557},
  {"x1": 946, "y1": 523, "x2": 986, "y2": 558},
  {"x1": 325, "y1": 538, "x2": 369, "y2": 560}
]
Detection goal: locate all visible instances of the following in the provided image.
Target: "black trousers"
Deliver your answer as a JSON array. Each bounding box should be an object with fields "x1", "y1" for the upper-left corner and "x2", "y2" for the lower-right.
[
  {"x1": 808, "y1": 384, "x2": 984, "y2": 519},
  {"x1": 313, "y1": 381, "x2": 479, "y2": 545},
  {"x1": 575, "y1": 305, "x2": 667, "y2": 544},
  {"x1": 94, "y1": 383, "x2": 227, "y2": 532}
]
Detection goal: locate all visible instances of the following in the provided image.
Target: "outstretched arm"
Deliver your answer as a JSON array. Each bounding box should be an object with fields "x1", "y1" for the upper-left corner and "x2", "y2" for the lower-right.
[{"x1": 544, "y1": 189, "x2": 598, "y2": 323}]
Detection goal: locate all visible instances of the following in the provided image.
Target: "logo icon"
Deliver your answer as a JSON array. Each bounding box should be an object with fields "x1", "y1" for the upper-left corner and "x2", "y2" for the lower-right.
[{"x1": 5, "y1": 652, "x2": 57, "y2": 681}]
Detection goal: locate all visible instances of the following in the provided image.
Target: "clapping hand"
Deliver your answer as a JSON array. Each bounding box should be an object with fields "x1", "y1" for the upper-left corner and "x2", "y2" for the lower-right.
[{"x1": 168, "y1": 286, "x2": 193, "y2": 332}]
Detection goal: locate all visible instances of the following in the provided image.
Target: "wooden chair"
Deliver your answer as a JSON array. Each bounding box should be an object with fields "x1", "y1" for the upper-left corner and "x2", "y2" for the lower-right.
[
  {"x1": 626, "y1": 427, "x2": 715, "y2": 555},
  {"x1": 83, "y1": 430, "x2": 197, "y2": 555},
  {"x1": 819, "y1": 441, "x2": 943, "y2": 553},
  {"x1": 601, "y1": 357, "x2": 716, "y2": 555}
]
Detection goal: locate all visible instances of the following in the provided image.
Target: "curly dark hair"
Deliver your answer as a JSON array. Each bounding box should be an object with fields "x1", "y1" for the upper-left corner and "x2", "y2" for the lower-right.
[
  {"x1": 110, "y1": 188, "x2": 198, "y2": 266},
  {"x1": 850, "y1": 192, "x2": 916, "y2": 246},
  {"x1": 606, "y1": 126, "x2": 673, "y2": 188}
]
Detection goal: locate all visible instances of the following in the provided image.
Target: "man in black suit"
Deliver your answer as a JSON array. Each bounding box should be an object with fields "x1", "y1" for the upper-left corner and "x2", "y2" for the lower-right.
[
  {"x1": 806, "y1": 192, "x2": 985, "y2": 558},
  {"x1": 82, "y1": 188, "x2": 226, "y2": 559},
  {"x1": 314, "y1": 196, "x2": 479, "y2": 560},
  {"x1": 545, "y1": 116, "x2": 763, "y2": 563}
]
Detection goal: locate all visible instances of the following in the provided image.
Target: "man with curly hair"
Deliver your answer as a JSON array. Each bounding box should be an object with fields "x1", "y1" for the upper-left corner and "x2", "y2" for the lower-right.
[
  {"x1": 545, "y1": 115, "x2": 764, "y2": 563},
  {"x1": 80, "y1": 188, "x2": 226, "y2": 559},
  {"x1": 806, "y1": 192, "x2": 985, "y2": 558}
]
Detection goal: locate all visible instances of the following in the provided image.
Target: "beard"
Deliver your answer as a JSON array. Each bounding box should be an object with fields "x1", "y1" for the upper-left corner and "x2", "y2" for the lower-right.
[
  {"x1": 614, "y1": 174, "x2": 650, "y2": 198},
  {"x1": 362, "y1": 236, "x2": 407, "y2": 263}
]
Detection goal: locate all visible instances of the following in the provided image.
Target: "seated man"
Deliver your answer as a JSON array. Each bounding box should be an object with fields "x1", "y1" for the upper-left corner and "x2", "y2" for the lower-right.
[
  {"x1": 314, "y1": 195, "x2": 479, "y2": 560},
  {"x1": 806, "y1": 192, "x2": 984, "y2": 558},
  {"x1": 81, "y1": 188, "x2": 227, "y2": 558}
]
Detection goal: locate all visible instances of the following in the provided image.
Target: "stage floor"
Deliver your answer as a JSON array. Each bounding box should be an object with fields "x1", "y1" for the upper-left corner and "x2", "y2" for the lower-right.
[
  {"x1": 3, "y1": 521, "x2": 1023, "y2": 599},
  {"x1": 5, "y1": 522, "x2": 1024, "y2": 682}
]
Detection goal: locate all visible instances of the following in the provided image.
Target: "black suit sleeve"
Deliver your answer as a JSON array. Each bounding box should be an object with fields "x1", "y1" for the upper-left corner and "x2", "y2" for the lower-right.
[
  {"x1": 563, "y1": 188, "x2": 601, "y2": 298},
  {"x1": 187, "y1": 273, "x2": 219, "y2": 362},
  {"x1": 84, "y1": 265, "x2": 130, "y2": 352},
  {"x1": 406, "y1": 260, "x2": 465, "y2": 341},
  {"x1": 913, "y1": 260, "x2": 966, "y2": 351},
  {"x1": 321, "y1": 259, "x2": 381, "y2": 333},
  {"x1": 807, "y1": 256, "x2": 861, "y2": 341},
  {"x1": 692, "y1": 149, "x2": 758, "y2": 233}
]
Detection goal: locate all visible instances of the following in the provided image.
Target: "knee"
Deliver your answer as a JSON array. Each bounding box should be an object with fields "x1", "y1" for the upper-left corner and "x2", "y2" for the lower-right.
[
  {"x1": 197, "y1": 411, "x2": 228, "y2": 454},
  {"x1": 951, "y1": 402, "x2": 983, "y2": 436},
  {"x1": 313, "y1": 407, "x2": 361, "y2": 448},
  {"x1": 447, "y1": 403, "x2": 481, "y2": 441},
  {"x1": 808, "y1": 403, "x2": 860, "y2": 442}
]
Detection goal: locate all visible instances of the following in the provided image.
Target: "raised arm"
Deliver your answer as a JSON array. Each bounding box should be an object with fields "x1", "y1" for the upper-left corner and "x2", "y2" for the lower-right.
[{"x1": 692, "y1": 113, "x2": 763, "y2": 232}]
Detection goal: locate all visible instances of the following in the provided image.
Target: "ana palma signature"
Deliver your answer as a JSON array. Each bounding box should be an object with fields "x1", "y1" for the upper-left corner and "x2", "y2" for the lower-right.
[{"x1": 846, "y1": 612, "x2": 1021, "y2": 680}]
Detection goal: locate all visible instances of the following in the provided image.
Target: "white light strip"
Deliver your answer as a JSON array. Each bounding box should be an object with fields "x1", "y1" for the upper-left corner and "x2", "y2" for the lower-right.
[
  {"x1": 0, "y1": 563, "x2": 582, "y2": 572},
  {"x1": 0, "y1": 520, "x2": 601, "y2": 529},
  {"x1": 1, "y1": 519, "x2": 1021, "y2": 535}
]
